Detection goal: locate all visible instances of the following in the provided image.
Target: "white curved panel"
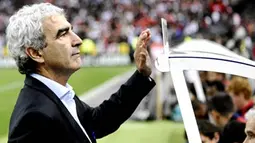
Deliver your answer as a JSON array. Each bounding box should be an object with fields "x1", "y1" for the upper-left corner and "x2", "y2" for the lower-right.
[{"x1": 155, "y1": 39, "x2": 255, "y2": 143}]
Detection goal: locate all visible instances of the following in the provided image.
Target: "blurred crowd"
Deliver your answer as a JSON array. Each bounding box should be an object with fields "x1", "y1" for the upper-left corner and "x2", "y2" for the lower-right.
[
  {"x1": 1, "y1": 0, "x2": 255, "y2": 142},
  {"x1": 1, "y1": 0, "x2": 255, "y2": 62},
  {"x1": 183, "y1": 72, "x2": 254, "y2": 143}
]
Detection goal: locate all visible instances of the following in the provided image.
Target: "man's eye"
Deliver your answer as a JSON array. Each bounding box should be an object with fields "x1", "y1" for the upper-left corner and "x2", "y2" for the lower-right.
[
  {"x1": 248, "y1": 133, "x2": 255, "y2": 138},
  {"x1": 61, "y1": 32, "x2": 68, "y2": 37}
]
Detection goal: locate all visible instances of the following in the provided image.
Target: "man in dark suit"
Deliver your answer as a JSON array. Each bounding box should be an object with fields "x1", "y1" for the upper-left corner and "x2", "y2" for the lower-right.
[{"x1": 6, "y1": 3, "x2": 155, "y2": 143}]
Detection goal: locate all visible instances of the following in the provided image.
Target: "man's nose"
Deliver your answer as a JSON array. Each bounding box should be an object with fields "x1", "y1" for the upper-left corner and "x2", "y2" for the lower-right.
[{"x1": 71, "y1": 32, "x2": 82, "y2": 47}]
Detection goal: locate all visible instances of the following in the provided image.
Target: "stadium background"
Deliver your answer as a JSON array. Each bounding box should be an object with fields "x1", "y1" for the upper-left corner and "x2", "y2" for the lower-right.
[{"x1": 1, "y1": 0, "x2": 255, "y2": 142}]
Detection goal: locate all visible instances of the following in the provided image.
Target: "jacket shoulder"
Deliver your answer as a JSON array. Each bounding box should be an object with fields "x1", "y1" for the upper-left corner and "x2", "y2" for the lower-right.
[{"x1": 9, "y1": 86, "x2": 58, "y2": 131}]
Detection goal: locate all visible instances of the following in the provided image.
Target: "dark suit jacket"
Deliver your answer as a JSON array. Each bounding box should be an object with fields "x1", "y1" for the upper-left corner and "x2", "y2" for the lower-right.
[{"x1": 8, "y1": 70, "x2": 155, "y2": 143}]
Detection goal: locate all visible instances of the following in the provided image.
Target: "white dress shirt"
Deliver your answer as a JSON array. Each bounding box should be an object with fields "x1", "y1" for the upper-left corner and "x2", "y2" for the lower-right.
[{"x1": 30, "y1": 73, "x2": 92, "y2": 143}]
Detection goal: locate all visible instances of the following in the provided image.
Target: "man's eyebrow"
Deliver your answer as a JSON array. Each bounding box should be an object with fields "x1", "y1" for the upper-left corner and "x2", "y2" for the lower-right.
[{"x1": 56, "y1": 27, "x2": 70, "y2": 38}]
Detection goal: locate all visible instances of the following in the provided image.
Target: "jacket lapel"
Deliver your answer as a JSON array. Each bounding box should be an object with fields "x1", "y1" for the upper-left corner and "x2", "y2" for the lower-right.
[
  {"x1": 74, "y1": 95, "x2": 97, "y2": 143},
  {"x1": 24, "y1": 75, "x2": 91, "y2": 142}
]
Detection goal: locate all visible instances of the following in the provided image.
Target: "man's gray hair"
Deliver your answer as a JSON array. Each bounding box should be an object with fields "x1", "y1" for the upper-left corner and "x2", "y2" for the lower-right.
[{"x1": 6, "y1": 3, "x2": 65, "y2": 74}]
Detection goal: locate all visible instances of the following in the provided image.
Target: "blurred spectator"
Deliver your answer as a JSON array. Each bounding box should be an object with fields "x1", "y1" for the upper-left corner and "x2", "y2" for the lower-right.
[
  {"x1": 197, "y1": 119, "x2": 221, "y2": 143},
  {"x1": 226, "y1": 76, "x2": 254, "y2": 122},
  {"x1": 80, "y1": 38, "x2": 97, "y2": 56},
  {"x1": 209, "y1": 0, "x2": 227, "y2": 14},
  {"x1": 202, "y1": 71, "x2": 225, "y2": 98},
  {"x1": 207, "y1": 92, "x2": 235, "y2": 128},
  {"x1": 205, "y1": 80, "x2": 225, "y2": 97},
  {"x1": 219, "y1": 120, "x2": 246, "y2": 143},
  {"x1": 192, "y1": 98, "x2": 208, "y2": 120},
  {"x1": 207, "y1": 92, "x2": 247, "y2": 143},
  {"x1": 118, "y1": 35, "x2": 135, "y2": 63}
]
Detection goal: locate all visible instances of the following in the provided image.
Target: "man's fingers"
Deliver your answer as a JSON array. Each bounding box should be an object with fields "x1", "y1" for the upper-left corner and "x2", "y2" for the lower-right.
[
  {"x1": 137, "y1": 35, "x2": 151, "y2": 51},
  {"x1": 145, "y1": 30, "x2": 151, "y2": 38},
  {"x1": 137, "y1": 29, "x2": 151, "y2": 49},
  {"x1": 138, "y1": 52, "x2": 146, "y2": 68},
  {"x1": 134, "y1": 30, "x2": 152, "y2": 76},
  {"x1": 140, "y1": 31, "x2": 148, "y2": 40},
  {"x1": 145, "y1": 35, "x2": 151, "y2": 43},
  {"x1": 137, "y1": 32, "x2": 148, "y2": 47},
  {"x1": 143, "y1": 30, "x2": 151, "y2": 46},
  {"x1": 140, "y1": 29, "x2": 150, "y2": 41}
]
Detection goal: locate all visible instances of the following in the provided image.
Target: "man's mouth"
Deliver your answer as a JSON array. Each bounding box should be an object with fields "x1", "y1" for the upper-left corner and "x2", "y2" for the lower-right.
[{"x1": 72, "y1": 52, "x2": 80, "y2": 56}]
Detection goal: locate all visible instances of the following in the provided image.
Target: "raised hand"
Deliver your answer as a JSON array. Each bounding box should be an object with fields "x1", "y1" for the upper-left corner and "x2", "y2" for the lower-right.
[{"x1": 134, "y1": 29, "x2": 152, "y2": 77}]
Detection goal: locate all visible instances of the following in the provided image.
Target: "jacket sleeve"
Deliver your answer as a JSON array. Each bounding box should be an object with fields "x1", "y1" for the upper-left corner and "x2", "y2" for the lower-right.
[
  {"x1": 8, "y1": 112, "x2": 56, "y2": 143},
  {"x1": 81, "y1": 70, "x2": 156, "y2": 138}
]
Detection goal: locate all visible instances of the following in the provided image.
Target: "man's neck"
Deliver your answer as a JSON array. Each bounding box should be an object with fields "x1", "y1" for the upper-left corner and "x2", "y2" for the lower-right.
[{"x1": 37, "y1": 68, "x2": 71, "y2": 86}]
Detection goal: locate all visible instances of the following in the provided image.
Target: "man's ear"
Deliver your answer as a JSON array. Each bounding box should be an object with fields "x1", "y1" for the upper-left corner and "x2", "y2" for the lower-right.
[{"x1": 25, "y1": 47, "x2": 44, "y2": 63}]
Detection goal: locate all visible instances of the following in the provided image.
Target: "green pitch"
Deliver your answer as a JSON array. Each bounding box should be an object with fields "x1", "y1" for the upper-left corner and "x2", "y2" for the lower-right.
[
  {"x1": 0, "y1": 66, "x2": 185, "y2": 143},
  {"x1": 98, "y1": 120, "x2": 185, "y2": 143}
]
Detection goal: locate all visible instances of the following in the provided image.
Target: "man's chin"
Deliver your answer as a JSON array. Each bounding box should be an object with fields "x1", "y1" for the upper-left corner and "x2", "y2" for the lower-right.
[
  {"x1": 73, "y1": 64, "x2": 81, "y2": 72},
  {"x1": 68, "y1": 66, "x2": 80, "y2": 76},
  {"x1": 74, "y1": 57, "x2": 82, "y2": 68},
  {"x1": 69, "y1": 59, "x2": 82, "y2": 73}
]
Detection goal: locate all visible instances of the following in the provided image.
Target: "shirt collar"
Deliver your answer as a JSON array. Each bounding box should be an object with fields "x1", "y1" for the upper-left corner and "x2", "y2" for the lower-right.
[{"x1": 30, "y1": 73, "x2": 73, "y2": 99}]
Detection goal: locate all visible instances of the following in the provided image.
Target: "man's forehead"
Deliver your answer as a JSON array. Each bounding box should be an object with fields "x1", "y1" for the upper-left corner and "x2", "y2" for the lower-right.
[
  {"x1": 48, "y1": 14, "x2": 66, "y2": 22},
  {"x1": 43, "y1": 14, "x2": 70, "y2": 29}
]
